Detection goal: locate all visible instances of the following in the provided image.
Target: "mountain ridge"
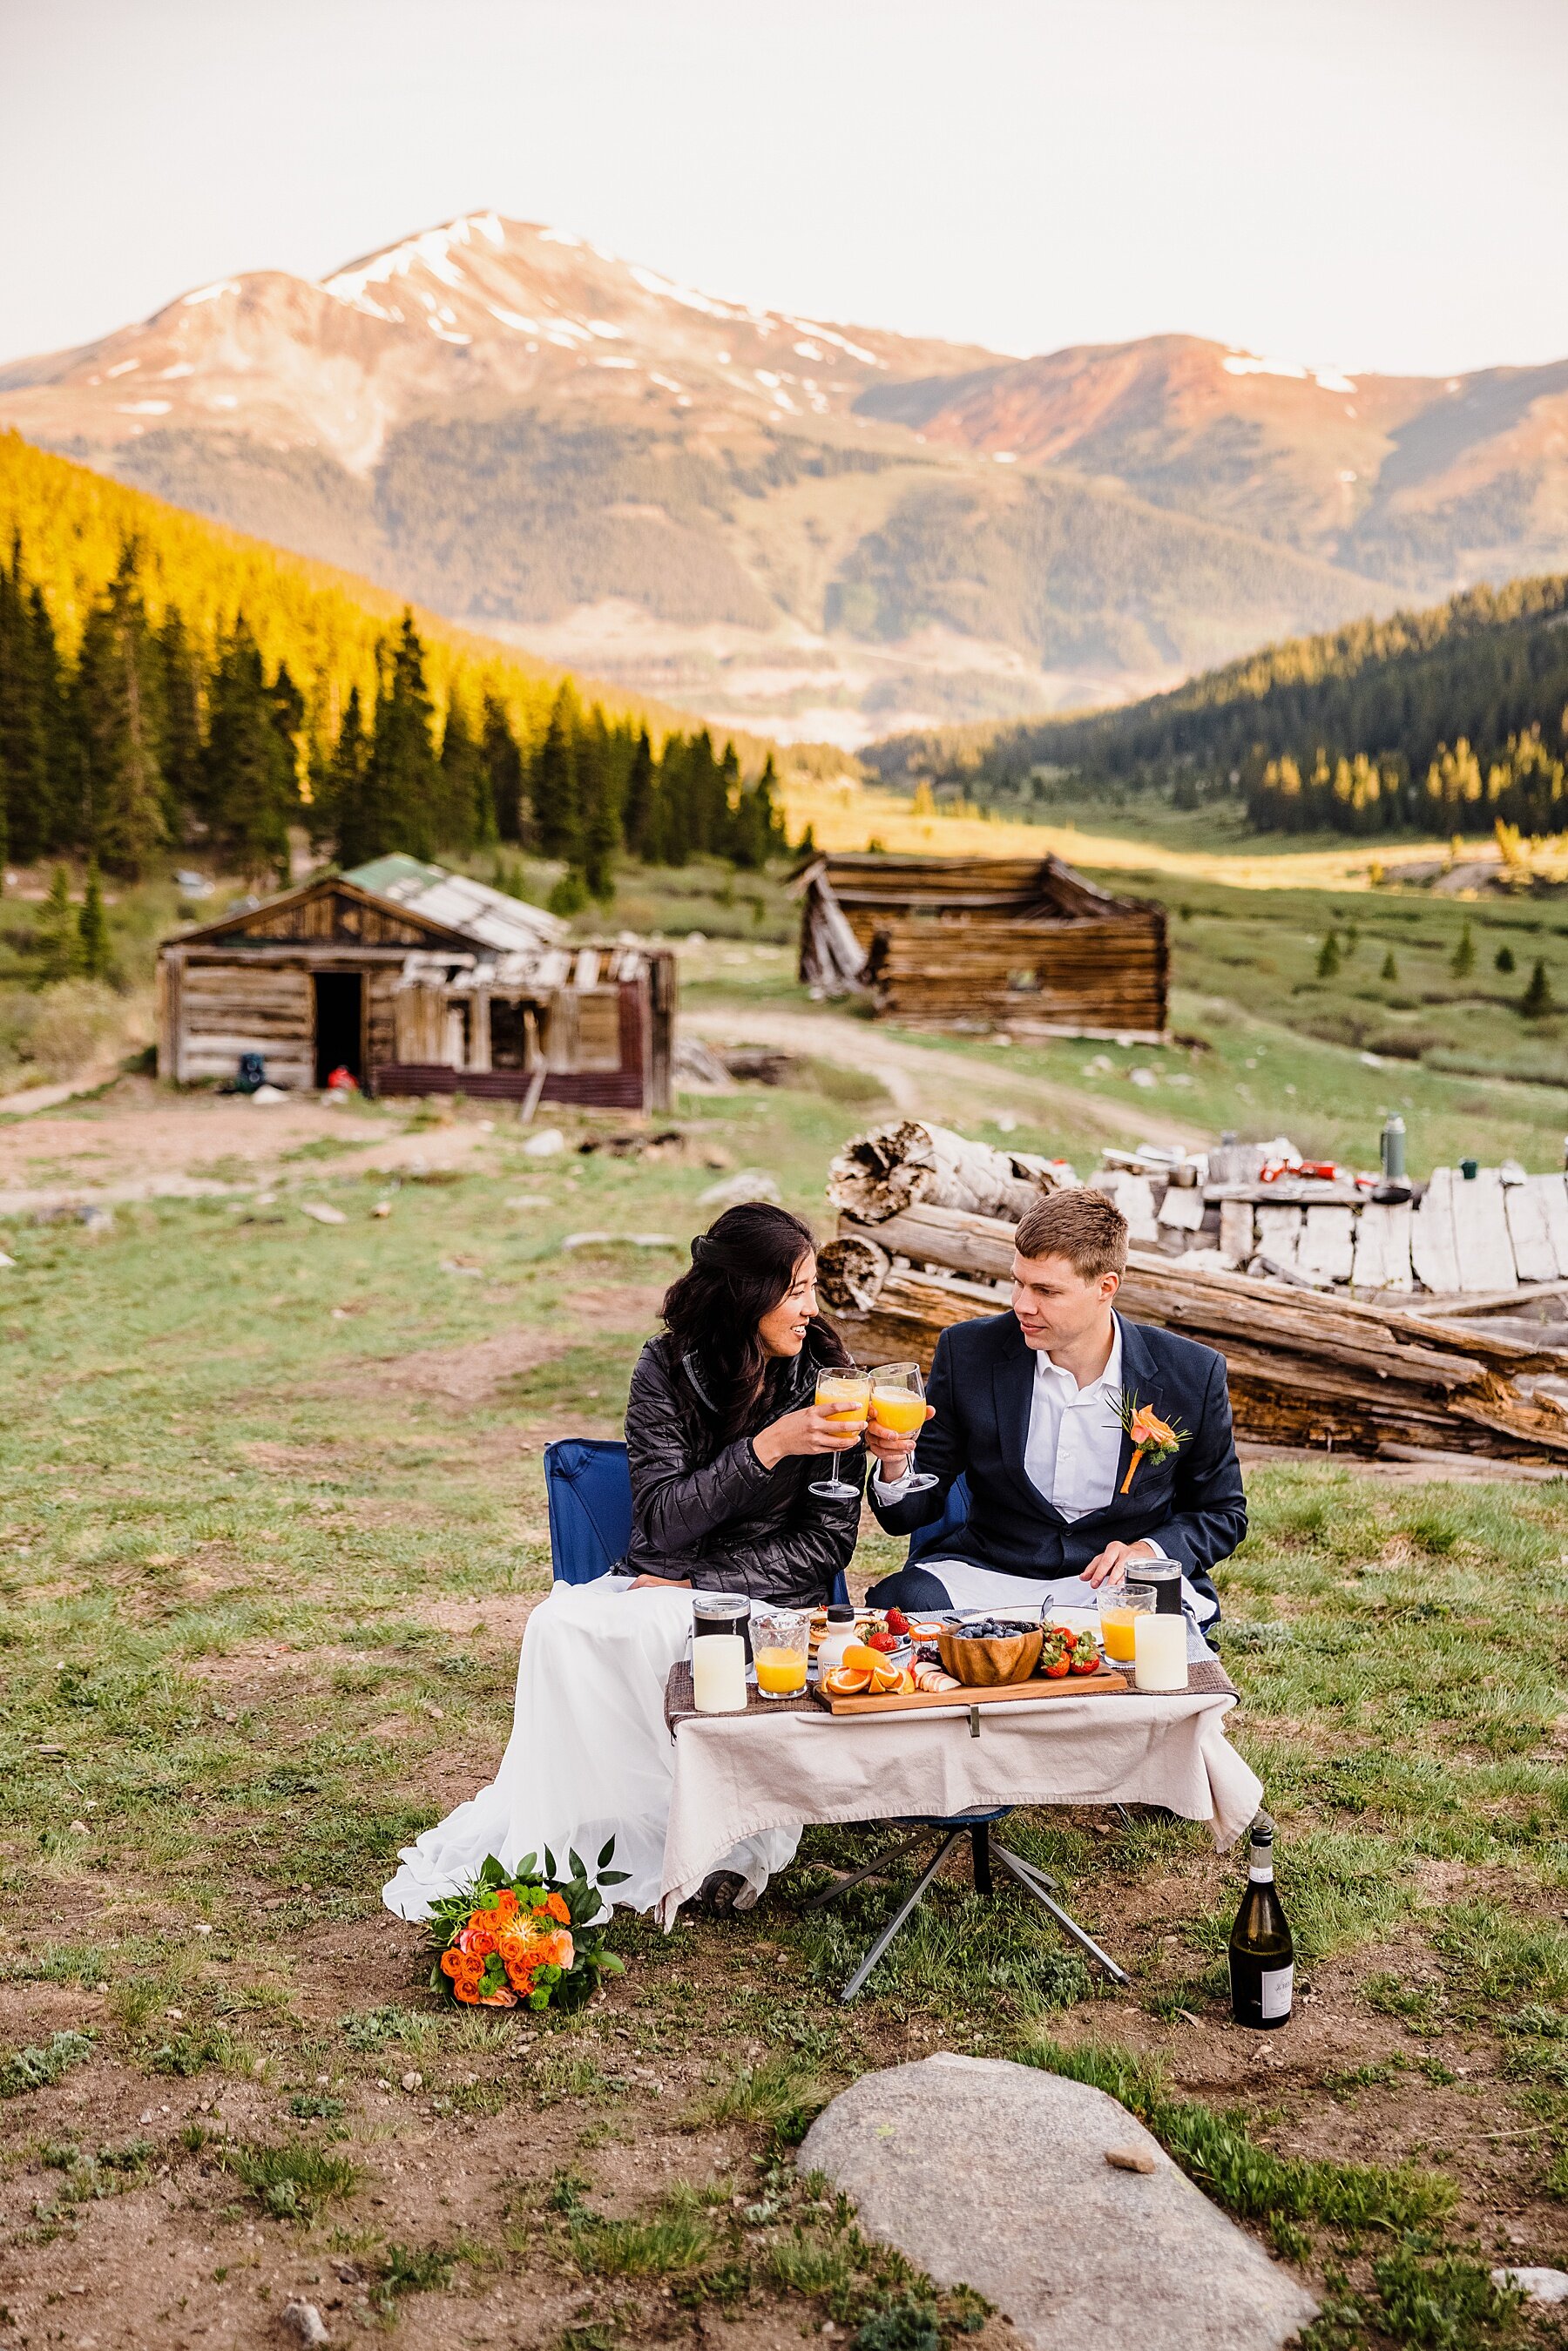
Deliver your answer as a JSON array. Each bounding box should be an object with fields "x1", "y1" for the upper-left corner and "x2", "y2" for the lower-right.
[{"x1": 6, "y1": 211, "x2": 1568, "y2": 747}]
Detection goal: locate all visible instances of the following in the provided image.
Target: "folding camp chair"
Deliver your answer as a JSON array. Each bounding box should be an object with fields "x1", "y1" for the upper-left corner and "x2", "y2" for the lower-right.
[{"x1": 542, "y1": 1438, "x2": 849, "y2": 1604}]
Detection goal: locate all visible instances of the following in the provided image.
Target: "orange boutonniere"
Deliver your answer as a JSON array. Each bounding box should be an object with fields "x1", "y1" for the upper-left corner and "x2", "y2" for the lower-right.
[{"x1": 1114, "y1": 1389, "x2": 1190, "y2": 1495}]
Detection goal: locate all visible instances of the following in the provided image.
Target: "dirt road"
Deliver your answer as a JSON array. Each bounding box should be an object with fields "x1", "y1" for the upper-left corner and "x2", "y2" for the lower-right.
[{"x1": 681, "y1": 1004, "x2": 1205, "y2": 1149}]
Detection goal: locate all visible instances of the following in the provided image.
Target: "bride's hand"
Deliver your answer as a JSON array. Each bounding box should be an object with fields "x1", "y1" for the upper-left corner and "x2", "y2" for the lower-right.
[{"x1": 752, "y1": 1402, "x2": 866, "y2": 1469}]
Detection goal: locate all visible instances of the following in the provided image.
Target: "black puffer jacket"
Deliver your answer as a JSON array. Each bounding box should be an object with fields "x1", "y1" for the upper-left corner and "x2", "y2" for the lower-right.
[{"x1": 623, "y1": 1328, "x2": 865, "y2": 1605}]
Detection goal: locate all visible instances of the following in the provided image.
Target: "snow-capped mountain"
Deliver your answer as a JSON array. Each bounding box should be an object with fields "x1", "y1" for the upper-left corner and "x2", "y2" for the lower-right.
[{"x1": 5, "y1": 213, "x2": 1565, "y2": 745}]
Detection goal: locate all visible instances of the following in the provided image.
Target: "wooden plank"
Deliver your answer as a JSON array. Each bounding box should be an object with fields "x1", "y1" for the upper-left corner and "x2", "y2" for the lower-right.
[
  {"x1": 1411, "y1": 1168, "x2": 1463, "y2": 1294},
  {"x1": 1352, "y1": 1200, "x2": 1413, "y2": 1291},
  {"x1": 814, "y1": 1666, "x2": 1131, "y2": 1716},
  {"x1": 1254, "y1": 1204, "x2": 1303, "y2": 1273},
  {"x1": 1157, "y1": 1184, "x2": 1206, "y2": 1233},
  {"x1": 1453, "y1": 1167, "x2": 1517, "y2": 1292},
  {"x1": 1219, "y1": 1199, "x2": 1255, "y2": 1267},
  {"x1": 1505, "y1": 1180, "x2": 1557, "y2": 1284},
  {"x1": 1527, "y1": 1174, "x2": 1568, "y2": 1279},
  {"x1": 1298, "y1": 1205, "x2": 1355, "y2": 1284}
]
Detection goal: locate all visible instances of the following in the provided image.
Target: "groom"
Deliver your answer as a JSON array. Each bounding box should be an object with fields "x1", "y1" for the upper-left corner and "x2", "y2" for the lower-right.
[{"x1": 864, "y1": 1188, "x2": 1246, "y2": 1623}]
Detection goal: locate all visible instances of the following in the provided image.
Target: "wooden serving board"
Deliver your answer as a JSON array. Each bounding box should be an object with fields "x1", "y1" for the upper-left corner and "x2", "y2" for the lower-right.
[{"x1": 813, "y1": 1667, "x2": 1130, "y2": 1717}]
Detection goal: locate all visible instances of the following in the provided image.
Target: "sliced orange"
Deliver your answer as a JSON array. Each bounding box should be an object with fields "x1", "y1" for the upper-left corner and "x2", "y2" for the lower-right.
[
  {"x1": 841, "y1": 1643, "x2": 884, "y2": 1677},
  {"x1": 898, "y1": 1666, "x2": 918, "y2": 1694},
  {"x1": 869, "y1": 1659, "x2": 904, "y2": 1693},
  {"x1": 823, "y1": 1665, "x2": 873, "y2": 1697}
]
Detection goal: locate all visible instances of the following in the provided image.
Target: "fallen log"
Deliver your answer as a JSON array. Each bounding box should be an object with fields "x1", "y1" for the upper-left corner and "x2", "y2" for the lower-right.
[
  {"x1": 817, "y1": 1206, "x2": 1568, "y2": 1466},
  {"x1": 828, "y1": 1119, "x2": 1070, "y2": 1226}
]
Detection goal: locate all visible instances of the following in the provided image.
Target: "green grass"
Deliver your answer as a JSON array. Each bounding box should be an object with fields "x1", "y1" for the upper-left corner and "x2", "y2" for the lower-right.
[
  {"x1": 221, "y1": 2137, "x2": 361, "y2": 2220},
  {"x1": 2, "y1": 1057, "x2": 1566, "y2": 2338},
  {"x1": 1020, "y1": 2038, "x2": 1454, "y2": 2234}
]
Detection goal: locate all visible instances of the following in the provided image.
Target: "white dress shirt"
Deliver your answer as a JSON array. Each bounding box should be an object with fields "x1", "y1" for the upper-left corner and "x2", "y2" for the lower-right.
[
  {"x1": 1022, "y1": 1316, "x2": 1124, "y2": 1517},
  {"x1": 875, "y1": 1317, "x2": 1125, "y2": 1516}
]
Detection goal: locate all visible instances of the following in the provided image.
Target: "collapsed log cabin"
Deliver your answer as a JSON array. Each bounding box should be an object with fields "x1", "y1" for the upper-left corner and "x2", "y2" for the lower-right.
[
  {"x1": 156, "y1": 855, "x2": 674, "y2": 1111},
  {"x1": 794, "y1": 851, "x2": 1168, "y2": 1039}
]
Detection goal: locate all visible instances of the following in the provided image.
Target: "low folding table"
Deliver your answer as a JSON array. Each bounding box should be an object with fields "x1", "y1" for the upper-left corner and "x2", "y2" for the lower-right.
[{"x1": 659, "y1": 1651, "x2": 1259, "y2": 1997}]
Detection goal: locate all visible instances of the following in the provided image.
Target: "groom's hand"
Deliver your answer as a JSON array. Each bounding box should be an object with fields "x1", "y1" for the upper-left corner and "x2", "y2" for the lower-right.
[
  {"x1": 1081, "y1": 1537, "x2": 1157, "y2": 1589},
  {"x1": 863, "y1": 1406, "x2": 935, "y2": 1478}
]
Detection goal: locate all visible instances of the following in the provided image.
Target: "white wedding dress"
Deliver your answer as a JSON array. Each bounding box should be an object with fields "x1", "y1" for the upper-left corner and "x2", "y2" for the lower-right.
[{"x1": 382, "y1": 1579, "x2": 799, "y2": 1922}]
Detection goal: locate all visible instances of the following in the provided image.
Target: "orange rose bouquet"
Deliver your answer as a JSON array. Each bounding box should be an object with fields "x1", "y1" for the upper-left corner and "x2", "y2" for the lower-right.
[
  {"x1": 1114, "y1": 1389, "x2": 1190, "y2": 1495},
  {"x1": 426, "y1": 1844, "x2": 627, "y2": 2013}
]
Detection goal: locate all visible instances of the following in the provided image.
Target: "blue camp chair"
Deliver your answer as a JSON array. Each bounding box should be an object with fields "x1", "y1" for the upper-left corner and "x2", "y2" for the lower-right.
[{"x1": 543, "y1": 1438, "x2": 849, "y2": 1606}]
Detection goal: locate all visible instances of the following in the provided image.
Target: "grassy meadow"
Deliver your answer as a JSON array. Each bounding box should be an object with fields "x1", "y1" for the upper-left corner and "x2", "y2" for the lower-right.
[{"x1": 0, "y1": 1061, "x2": 1565, "y2": 2348}]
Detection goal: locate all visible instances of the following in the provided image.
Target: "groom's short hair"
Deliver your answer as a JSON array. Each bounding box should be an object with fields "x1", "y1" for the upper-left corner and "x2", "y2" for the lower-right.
[{"x1": 1014, "y1": 1189, "x2": 1129, "y2": 1282}]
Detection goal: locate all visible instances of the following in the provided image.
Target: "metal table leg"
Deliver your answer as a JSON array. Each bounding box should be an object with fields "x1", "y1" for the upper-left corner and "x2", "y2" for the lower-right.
[
  {"x1": 839, "y1": 1830, "x2": 965, "y2": 2003},
  {"x1": 993, "y1": 1841, "x2": 1129, "y2": 1985},
  {"x1": 799, "y1": 1826, "x2": 935, "y2": 1913}
]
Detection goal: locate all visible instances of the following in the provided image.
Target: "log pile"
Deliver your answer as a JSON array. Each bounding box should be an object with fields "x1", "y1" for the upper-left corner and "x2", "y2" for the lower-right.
[{"x1": 818, "y1": 1192, "x2": 1568, "y2": 1469}]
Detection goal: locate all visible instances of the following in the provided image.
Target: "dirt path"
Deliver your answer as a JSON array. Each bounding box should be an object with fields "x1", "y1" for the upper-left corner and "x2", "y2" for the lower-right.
[{"x1": 682, "y1": 1004, "x2": 1206, "y2": 1148}]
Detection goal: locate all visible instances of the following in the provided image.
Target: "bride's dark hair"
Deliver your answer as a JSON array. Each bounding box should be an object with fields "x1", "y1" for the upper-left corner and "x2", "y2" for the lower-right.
[{"x1": 661, "y1": 1202, "x2": 848, "y2": 1440}]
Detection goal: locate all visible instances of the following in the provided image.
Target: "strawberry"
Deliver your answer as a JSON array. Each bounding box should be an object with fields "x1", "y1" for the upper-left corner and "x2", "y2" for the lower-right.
[
  {"x1": 866, "y1": 1628, "x2": 899, "y2": 1653},
  {"x1": 885, "y1": 1606, "x2": 912, "y2": 1637},
  {"x1": 1069, "y1": 1632, "x2": 1100, "y2": 1675}
]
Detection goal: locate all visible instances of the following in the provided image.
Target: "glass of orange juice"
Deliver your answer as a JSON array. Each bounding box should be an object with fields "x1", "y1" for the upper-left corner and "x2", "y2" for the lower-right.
[
  {"x1": 752, "y1": 1607, "x2": 810, "y2": 1699},
  {"x1": 808, "y1": 1368, "x2": 872, "y2": 1500},
  {"x1": 1098, "y1": 1585, "x2": 1154, "y2": 1665},
  {"x1": 868, "y1": 1361, "x2": 936, "y2": 1494}
]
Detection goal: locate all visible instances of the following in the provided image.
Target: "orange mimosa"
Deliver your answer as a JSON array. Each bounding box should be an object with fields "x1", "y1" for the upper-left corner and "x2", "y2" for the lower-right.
[
  {"x1": 1099, "y1": 1605, "x2": 1138, "y2": 1664},
  {"x1": 869, "y1": 1385, "x2": 926, "y2": 1436},
  {"x1": 754, "y1": 1645, "x2": 808, "y2": 1696}
]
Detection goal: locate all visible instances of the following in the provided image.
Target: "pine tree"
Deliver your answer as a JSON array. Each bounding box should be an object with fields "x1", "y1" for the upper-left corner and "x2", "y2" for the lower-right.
[
  {"x1": 36, "y1": 865, "x2": 79, "y2": 983},
  {"x1": 531, "y1": 682, "x2": 580, "y2": 861},
  {"x1": 78, "y1": 861, "x2": 110, "y2": 980},
  {"x1": 362, "y1": 613, "x2": 438, "y2": 861},
  {"x1": 74, "y1": 544, "x2": 166, "y2": 880},
  {"x1": 1381, "y1": 949, "x2": 1398, "y2": 982},
  {"x1": 620, "y1": 726, "x2": 653, "y2": 859},
  {"x1": 732, "y1": 750, "x2": 787, "y2": 869},
  {"x1": 1315, "y1": 931, "x2": 1341, "y2": 980},
  {"x1": 325, "y1": 686, "x2": 372, "y2": 868},
  {"x1": 1450, "y1": 921, "x2": 1475, "y2": 978},
  {"x1": 158, "y1": 605, "x2": 204, "y2": 839},
  {"x1": 0, "y1": 534, "x2": 50, "y2": 868},
  {"x1": 578, "y1": 713, "x2": 618, "y2": 903},
  {"x1": 204, "y1": 619, "x2": 294, "y2": 884},
  {"x1": 436, "y1": 692, "x2": 486, "y2": 852},
  {"x1": 1495, "y1": 942, "x2": 1516, "y2": 974},
  {"x1": 1521, "y1": 958, "x2": 1555, "y2": 1018},
  {"x1": 651, "y1": 734, "x2": 690, "y2": 866},
  {"x1": 482, "y1": 692, "x2": 524, "y2": 845}
]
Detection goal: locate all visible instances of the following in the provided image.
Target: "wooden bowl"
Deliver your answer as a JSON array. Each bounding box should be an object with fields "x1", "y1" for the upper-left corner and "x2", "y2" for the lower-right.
[{"x1": 936, "y1": 1625, "x2": 1043, "y2": 1686}]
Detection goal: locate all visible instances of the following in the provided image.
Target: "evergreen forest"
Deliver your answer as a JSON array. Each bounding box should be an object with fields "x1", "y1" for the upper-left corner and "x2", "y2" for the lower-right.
[
  {"x1": 0, "y1": 434, "x2": 789, "y2": 899},
  {"x1": 868, "y1": 571, "x2": 1568, "y2": 838}
]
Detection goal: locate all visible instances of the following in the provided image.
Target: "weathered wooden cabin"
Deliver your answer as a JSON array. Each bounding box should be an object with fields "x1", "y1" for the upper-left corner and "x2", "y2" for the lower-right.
[
  {"x1": 794, "y1": 851, "x2": 1168, "y2": 1040},
  {"x1": 157, "y1": 855, "x2": 674, "y2": 1111}
]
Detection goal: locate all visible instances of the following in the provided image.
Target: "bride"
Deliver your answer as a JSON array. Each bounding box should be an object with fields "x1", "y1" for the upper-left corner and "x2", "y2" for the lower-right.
[{"x1": 383, "y1": 1203, "x2": 866, "y2": 1923}]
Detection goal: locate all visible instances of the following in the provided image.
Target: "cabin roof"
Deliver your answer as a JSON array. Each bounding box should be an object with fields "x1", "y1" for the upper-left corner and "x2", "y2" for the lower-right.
[
  {"x1": 341, "y1": 857, "x2": 566, "y2": 954},
  {"x1": 792, "y1": 849, "x2": 1156, "y2": 922},
  {"x1": 166, "y1": 861, "x2": 567, "y2": 958}
]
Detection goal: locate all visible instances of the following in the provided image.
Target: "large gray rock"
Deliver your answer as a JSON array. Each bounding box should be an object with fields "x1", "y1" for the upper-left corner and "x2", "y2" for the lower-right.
[{"x1": 800, "y1": 2055, "x2": 1318, "y2": 2351}]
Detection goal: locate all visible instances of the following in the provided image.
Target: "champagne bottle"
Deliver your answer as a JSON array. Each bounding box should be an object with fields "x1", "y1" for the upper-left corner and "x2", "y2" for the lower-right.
[{"x1": 1228, "y1": 1818, "x2": 1294, "y2": 2030}]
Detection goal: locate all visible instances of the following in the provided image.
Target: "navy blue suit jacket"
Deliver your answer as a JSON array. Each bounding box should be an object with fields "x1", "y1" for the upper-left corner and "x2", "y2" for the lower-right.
[{"x1": 867, "y1": 1312, "x2": 1246, "y2": 1614}]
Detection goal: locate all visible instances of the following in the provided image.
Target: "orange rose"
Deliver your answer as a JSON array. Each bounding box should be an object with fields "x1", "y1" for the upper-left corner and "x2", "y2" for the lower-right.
[
  {"x1": 1130, "y1": 1408, "x2": 1177, "y2": 1449},
  {"x1": 545, "y1": 1893, "x2": 571, "y2": 1925}
]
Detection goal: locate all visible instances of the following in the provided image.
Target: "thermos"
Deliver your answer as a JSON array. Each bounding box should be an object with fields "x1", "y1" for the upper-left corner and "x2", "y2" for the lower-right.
[{"x1": 1125, "y1": 1553, "x2": 1183, "y2": 1615}]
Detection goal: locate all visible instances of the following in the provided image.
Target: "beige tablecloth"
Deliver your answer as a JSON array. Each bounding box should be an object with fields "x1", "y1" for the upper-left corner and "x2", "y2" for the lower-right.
[{"x1": 657, "y1": 1681, "x2": 1262, "y2": 1926}]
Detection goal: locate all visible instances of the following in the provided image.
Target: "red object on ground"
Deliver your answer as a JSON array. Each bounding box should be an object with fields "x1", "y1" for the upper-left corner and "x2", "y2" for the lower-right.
[{"x1": 326, "y1": 1066, "x2": 361, "y2": 1092}]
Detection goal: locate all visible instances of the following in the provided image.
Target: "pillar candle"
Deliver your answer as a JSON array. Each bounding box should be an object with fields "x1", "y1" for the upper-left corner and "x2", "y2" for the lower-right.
[
  {"x1": 692, "y1": 1635, "x2": 747, "y2": 1713},
  {"x1": 1132, "y1": 1611, "x2": 1188, "y2": 1692}
]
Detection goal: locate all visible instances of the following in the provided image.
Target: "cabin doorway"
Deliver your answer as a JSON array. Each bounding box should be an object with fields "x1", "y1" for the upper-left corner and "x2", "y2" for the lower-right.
[{"x1": 313, "y1": 972, "x2": 363, "y2": 1088}]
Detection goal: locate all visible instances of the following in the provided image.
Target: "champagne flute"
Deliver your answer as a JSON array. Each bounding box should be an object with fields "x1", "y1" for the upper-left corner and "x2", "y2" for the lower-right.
[
  {"x1": 808, "y1": 1368, "x2": 871, "y2": 1502},
  {"x1": 868, "y1": 1361, "x2": 937, "y2": 1494}
]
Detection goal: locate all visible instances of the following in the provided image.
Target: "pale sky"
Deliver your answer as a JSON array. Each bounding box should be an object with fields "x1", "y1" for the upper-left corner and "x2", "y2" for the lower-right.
[{"x1": 3, "y1": 0, "x2": 1565, "y2": 378}]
